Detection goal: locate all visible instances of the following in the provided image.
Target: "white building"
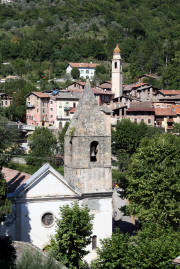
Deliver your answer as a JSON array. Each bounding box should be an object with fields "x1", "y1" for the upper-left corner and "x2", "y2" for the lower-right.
[
  {"x1": 66, "y1": 62, "x2": 99, "y2": 81},
  {"x1": 1, "y1": 80, "x2": 113, "y2": 265}
]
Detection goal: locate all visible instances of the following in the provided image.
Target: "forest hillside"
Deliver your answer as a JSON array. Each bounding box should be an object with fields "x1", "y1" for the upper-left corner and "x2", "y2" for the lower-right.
[{"x1": 0, "y1": 0, "x2": 180, "y2": 88}]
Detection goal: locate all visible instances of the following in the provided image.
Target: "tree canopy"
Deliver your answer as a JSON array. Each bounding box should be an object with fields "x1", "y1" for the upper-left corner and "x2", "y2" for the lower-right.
[
  {"x1": 26, "y1": 127, "x2": 57, "y2": 166},
  {"x1": 0, "y1": 120, "x2": 21, "y2": 221},
  {"x1": 126, "y1": 133, "x2": 180, "y2": 228},
  {"x1": 91, "y1": 225, "x2": 180, "y2": 269},
  {"x1": 0, "y1": 0, "x2": 179, "y2": 88},
  {"x1": 50, "y1": 203, "x2": 93, "y2": 269},
  {"x1": 71, "y1": 67, "x2": 80, "y2": 79}
]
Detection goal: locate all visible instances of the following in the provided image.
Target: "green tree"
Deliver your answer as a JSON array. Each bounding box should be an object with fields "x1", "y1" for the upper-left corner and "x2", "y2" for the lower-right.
[
  {"x1": 71, "y1": 67, "x2": 80, "y2": 79},
  {"x1": 58, "y1": 121, "x2": 70, "y2": 155},
  {"x1": 126, "y1": 134, "x2": 180, "y2": 228},
  {"x1": 0, "y1": 120, "x2": 21, "y2": 221},
  {"x1": 112, "y1": 119, "x2": 148, "y2": 155},
  {"x1": 0, "y1": 121, "x2": 20, "y2": 268},
  {"x1": 50, "y1": 203, "x2": 93, "y2": 269},
  {"x1": 91, "y1": 225, "x2": 180, "y2": 269},
  {"x1": 0, "y1": 236, "x2": 16, "y2": 269},
  {"x1": 3, "y1": 79, "x2": 36, "y2": 122},
  {"x1": 173, "y1": 122, "x2": 180, "y2": 134},
  {"x1": 26, "y1": 127, "x2": 57, "y2": 166}
]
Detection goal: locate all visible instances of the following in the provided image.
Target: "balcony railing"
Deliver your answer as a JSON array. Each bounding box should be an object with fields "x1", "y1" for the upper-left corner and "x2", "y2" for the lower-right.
[
  {"x1": 26, "y1": 104, "x2": 35, "y2": 109},
  {"x1": 64, "y1": 106, "x2": 70, "y2": 111}
]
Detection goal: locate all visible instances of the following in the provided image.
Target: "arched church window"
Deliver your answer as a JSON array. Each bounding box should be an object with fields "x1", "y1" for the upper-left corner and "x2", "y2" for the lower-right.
[
  {"x1": 92, "y1": 235, "x2": 97, "y2": 250},
  {"x1": 42, "y1": 212, "x2": 54, "y2": 227},
  {"x1": 115, "y1": 62, "x2": 117, "y2": 69},
  {"x1": 90, "y1": 141, "x2": 98, "y2": 162}
]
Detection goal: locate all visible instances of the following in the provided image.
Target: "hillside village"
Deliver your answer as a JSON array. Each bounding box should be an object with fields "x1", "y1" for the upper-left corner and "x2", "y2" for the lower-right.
[
  {"x1": 0, "y1": 1, "x2": 180, "y2": 268},
  {"x1": 1, "y1": 45, "x2": 180, "y2": 133}
]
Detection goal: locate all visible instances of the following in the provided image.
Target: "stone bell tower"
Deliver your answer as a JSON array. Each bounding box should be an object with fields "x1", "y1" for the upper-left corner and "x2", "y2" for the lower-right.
[
  {"x1": 112, "y1": 44, "x2": 123, "y2": 97},
  {"x1": 64, "y1": 79, "x2": 112, "y2": 193}
]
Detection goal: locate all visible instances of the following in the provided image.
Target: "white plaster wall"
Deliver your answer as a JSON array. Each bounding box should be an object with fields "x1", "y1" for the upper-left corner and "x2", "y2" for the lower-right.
[
  {"x1": 19, "y1": 199, "x2": 73, "y2": 248},
  {"x1": 66, "y1": 65, "x2": 72, "y2": 75},
  {"x1": 17, "y1": 196, "x2": 112, "y2": 264},
  {"x1": 26, "y1": 172, "x2": 75, "y2": 198},
  {"x1": 80, "y1": 197, "x2": 112, "y2": 263}
]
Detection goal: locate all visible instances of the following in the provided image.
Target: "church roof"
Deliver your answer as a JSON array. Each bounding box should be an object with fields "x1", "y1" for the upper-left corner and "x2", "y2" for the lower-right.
[
  {"x1": 8, "y1": 163, "x2": 81, "y2": 198},
  {"x1": 66, "y1": 79, "x2": 110, "y2": 137}
]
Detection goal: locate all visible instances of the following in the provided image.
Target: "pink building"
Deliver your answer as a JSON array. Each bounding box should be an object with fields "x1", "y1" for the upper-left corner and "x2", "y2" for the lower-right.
[
  {"x1": 26, "y1": 92, "x2": 50, "y2": 127},
  {"x1": 49, "y1": 97, "x2": 57, "y2": 126}
]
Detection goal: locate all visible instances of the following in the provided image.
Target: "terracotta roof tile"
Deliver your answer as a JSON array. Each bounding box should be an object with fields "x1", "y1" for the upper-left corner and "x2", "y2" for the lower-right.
[
  {"x1": 69, "y1": 62, "x2": 99, "y2": 68},
  {"x1": 173, "y1": 105, "x2": 180, "y2": 114},
  {"x1": 155, "y1": 107, "x2": 176, "y2": 116},
  {"x1": 127, "y1": 102, "x2": 154, "y2": 112},
  {"x1": 32, "y1": 92, "x2": 50, "y2": 98},
  {"x1": 69, "y1": 107, "x2": 76, "y2": 113},
  {"x1": 159, "y1": 90, "x2": 180, "y2": 95},
  {"x1": 2, "y1": 167, "x2": 31, "y2": 193}
]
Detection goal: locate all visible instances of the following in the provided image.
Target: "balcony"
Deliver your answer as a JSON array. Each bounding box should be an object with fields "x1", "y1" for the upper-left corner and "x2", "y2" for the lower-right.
[
  {"x1": 56, "y1": 115, "x2": 70, "y2": 120},
  {"x1": 26, "y1": 103, "x2": 35, "y2": 109},
  {"x1": 64, "y1": 106, "x2": 70, "y2": 111}
]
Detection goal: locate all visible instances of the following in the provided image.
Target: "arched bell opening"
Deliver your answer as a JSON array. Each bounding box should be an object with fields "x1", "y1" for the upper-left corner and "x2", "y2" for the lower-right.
[{"x1": 90, "y1": 141, "x2": 99, "y2": 162}]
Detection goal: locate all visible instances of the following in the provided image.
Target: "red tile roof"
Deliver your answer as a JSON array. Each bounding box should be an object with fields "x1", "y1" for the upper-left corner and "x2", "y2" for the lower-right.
[
  {"x1": 132, "y1": 82, "x2": 149, "y2": 88},
  {"x1": 2, "y1": 167, "x2": 31, "y2": 193},
  {"x1": 69, "y1": 62, "x2": 99, "y2": 68},
  {"x1": 32, "y1": 91, "x2": 50, "y2": 98},
  {"x1": 155, "y1": 108, "x2": 176, "y2": 116},
  {"x1": 123, "y1": 82, "x2": 149, "y2": 91},
  {"x1": 99, "y1": 82, "x2": 112, "y2": 89},
  {"x1": 93, "y1": 89, "x2": 114, "y2": 95},
  {"x1": 159, "y1": 90, "x2": 180, "y2": 95},
  {"x1": 127, "y1": 102, "x2": 154, "y2": 112},
  {"x1": 127, "y1": 107, "x2": 154, "y2": 112},
  {"x1": 66, "y1": 87, "x2": 114, "y2": 95},
  {"x1": 69, "y1": 107, "x2": 76, "y2": 113},
  {"x1": 173, "y1": 105, "x2": 180, "y2": 114}
]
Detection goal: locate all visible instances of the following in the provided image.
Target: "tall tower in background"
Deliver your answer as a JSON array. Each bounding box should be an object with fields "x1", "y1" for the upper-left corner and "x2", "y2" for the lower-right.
[{"x1": 111, "y1": 44, "x2": 123, "y2": 97}]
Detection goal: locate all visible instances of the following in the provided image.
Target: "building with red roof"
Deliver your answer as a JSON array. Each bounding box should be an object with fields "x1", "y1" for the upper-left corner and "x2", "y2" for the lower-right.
[{"x1": 66, "y1": 62, "x2": 99, "y2": 81}]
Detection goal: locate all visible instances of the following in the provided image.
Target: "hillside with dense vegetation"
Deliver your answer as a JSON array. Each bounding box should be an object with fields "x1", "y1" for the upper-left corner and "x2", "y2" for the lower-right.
[{"x1": 0, "y1": 0, "x2": 180, "y2": 88}]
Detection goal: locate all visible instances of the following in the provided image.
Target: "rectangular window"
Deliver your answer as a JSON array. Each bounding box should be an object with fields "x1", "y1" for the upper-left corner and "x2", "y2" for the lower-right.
[
  {"x1": 51, "y1": 108, "x2": 53, "y2": 111},
  {"x1": 148, "y1": 119, "x2": 151, "y2": 124},
  {"x1": 51, "y1": 115, "x2": 53, "y2": 118},
  {"x1": 134, "y1": 119, "x2": 137, "y2": 123},
  {"x1": 92, "y1": 235, "x2": 97, "y2": 250}
]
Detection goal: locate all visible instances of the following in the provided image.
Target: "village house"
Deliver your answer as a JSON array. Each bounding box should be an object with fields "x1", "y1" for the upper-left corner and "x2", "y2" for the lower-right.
[
  {"x1": 66, "y1": 81, "x2": 114, "y2": 106},
  {"x1": 126, "y1": 102, "x2": 155, "y2": 126},
  {"x1": 0, "y1": 93, "x2": 12, "y2": 107},
  {"x1": 26, "y1": 92, "x2": 50, "y2": 127},
  {"x1": 55, "y1": 91, "x2": 80, "y2": 129},
  {"x1": 154, "y1": 106, "x2": 176, "y2": 131},
  {"x1": 66, "y1": 62, "x2": 99, "y2": 81}
]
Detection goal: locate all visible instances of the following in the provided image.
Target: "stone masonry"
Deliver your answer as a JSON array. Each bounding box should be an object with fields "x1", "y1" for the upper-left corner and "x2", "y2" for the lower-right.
[{"x1": 64, "y1": 79, "x2": 112, "y2": 193}]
